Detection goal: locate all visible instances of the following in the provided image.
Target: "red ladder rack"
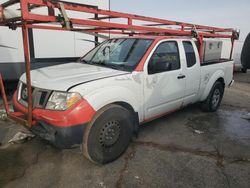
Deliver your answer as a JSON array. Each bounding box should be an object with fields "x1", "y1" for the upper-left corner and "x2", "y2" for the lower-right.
[{"x1": 0, "y1": 0, "x2": 240, "y2": 127}]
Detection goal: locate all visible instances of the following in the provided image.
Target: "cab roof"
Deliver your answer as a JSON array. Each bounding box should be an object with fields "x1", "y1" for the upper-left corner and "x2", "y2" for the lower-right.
[{"x1": 110, "y1": 35, "x2": 194, "y2": 41}]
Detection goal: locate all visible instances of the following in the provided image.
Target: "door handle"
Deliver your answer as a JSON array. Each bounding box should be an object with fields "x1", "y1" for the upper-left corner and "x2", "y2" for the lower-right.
[{"x1": 177, "y1": 75, "x2": 186, "y2": 79}]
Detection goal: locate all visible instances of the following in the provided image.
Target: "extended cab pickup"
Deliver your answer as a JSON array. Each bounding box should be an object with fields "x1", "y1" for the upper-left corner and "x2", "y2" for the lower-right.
[{"x1": 13, "y1": 36, "x2": 234, "y2": 164}]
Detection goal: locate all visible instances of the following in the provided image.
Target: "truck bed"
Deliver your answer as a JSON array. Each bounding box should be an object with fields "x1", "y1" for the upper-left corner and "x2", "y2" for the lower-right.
[{"x1": 201, "y1": 58, "x2": 232, "y2": 66}]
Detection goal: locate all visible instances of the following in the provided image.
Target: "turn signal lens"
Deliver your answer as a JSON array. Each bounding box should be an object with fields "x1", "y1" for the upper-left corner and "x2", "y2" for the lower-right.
[{"x1": 66, "y1": 93, "x2": 82, "y2": 108}]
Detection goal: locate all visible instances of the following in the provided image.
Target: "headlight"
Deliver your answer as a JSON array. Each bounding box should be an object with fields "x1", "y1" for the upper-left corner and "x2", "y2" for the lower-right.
[{"x1": 45, "y1": 91, "x2": 81, "y2": 111}]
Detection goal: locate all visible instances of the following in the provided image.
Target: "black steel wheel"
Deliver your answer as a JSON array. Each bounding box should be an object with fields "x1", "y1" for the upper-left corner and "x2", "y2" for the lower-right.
[{"x1": 83, "y1": 104, "x2": 133, "y2": 164}]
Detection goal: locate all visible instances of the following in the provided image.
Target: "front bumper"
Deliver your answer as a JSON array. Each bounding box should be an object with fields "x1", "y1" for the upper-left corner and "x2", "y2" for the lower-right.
[
  {"x1": 31, "y1": 121, "x2": 87, "y2": 148},
  {"x1": 12, "y1": 91, "x2": 96, "y2": 148}
]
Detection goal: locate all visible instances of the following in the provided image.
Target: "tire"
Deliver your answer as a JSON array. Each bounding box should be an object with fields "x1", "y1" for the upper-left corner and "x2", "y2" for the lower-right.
[
  {"x1": 82, "y1": 104, "x2": 133, "y2": 164},
  {"x1": 241, "y1": 68, "x2": 247, "y2": 73},
  {"x1": 200, "y1": 81, "x2": 224, "y2": 112},
  {"x1": 241, "y1": 33, "x2": 250, "y2": 70}
]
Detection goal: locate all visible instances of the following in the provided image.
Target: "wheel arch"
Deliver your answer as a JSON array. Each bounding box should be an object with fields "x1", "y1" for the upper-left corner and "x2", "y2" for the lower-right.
[
  {"x1": 200, "y1": 70, "x2": 225, "y2": 101},
  {"x1": 217, "y1": 77, "x2": 225, "y2": 87},
  {"x1": 91, "y1": 101, "x2": 139, "y2": 135},
  {"x1": 113, "y1": 101, "x2": 139, "y2": 134}
]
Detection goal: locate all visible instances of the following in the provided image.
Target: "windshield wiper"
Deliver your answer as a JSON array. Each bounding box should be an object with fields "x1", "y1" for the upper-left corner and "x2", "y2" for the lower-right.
[
  {"x1": 90, "y1": 61, "x2": 108, "y2": 67},
  {"x1": 83, "y1": 60, "x2": 129, "y2": 71},
  {"x1": 105, "y1": 64, "x2": 129, "y2": 71},
  {"x1": 81, "y1": 59, "x2": 90, "y2": 64}
]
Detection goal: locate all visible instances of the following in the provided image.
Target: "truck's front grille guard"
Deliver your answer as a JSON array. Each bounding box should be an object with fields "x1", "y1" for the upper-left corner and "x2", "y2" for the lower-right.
[{"x1": 18, "y1": 82, "x2": 52, "y2": 109}]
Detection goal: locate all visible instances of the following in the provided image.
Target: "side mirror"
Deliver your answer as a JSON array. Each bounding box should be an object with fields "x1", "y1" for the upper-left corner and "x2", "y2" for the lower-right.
[{"x1": 151, "y1": 61, "x2": 172, "y2": 73}]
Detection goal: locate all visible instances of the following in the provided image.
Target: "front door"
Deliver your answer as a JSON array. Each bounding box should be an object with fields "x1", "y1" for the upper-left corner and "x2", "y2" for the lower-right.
[{"x1": 144, "y1": 41, "x2": 186, "y2": 120}]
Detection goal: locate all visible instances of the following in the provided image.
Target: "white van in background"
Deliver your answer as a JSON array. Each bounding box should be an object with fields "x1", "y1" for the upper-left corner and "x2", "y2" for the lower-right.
[
  {"x1": 220, "y1": 38, "x2": 245, "y2": 72},
  {"x1": 0, "y1": 0, "x2": 110, "y2": 81}
]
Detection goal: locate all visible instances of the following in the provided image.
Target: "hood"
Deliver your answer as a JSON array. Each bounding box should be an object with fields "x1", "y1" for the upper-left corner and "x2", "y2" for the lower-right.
[{"x1": 20, "y1": 63, "x2": 129, "y2": 91}]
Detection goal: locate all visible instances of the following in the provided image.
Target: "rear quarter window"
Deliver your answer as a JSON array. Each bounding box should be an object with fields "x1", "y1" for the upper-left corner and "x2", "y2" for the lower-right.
[{"x1": 183, "y1": 41, "x2": 196, "y2": 67}]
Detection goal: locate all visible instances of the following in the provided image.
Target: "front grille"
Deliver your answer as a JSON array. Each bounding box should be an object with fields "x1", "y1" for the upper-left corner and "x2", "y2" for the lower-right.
[
  {"x1": 18, "y1": 82, "x2": 52, "y2": 109},
  {"x1": 39, "y1": 91, "x2": 48, "y2": 106}
]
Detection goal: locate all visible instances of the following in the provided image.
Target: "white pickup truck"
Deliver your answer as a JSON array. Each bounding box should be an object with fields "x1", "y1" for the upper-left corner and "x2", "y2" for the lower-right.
[{"x1": 13, "y1": 36, "x2": 234, "y2": 164}]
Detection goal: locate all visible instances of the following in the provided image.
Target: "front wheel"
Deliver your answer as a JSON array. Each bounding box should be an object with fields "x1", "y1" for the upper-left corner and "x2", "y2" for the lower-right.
[
  {"x1": 82, "y1": 104, "x2": 133, "y2": 164},
  {"x1": 200, "y1": 81, "x2": 224, "y2": 112}
]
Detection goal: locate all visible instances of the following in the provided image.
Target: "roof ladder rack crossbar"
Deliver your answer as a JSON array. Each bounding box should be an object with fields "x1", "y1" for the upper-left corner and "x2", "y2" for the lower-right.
[{"x1": 0, "y1": 0, "x2": 239, "y2": 38}]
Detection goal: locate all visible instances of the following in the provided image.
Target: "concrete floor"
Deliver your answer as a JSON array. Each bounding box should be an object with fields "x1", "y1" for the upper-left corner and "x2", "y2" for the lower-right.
[{"x1": 0, "y1": 72, "x2": 250, "y2": 188}]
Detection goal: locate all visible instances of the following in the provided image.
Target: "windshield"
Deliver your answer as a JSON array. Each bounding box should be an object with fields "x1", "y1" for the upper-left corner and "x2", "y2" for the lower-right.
[{"x1": 80, "y1": 38, "x2": 153, "y2": 71}]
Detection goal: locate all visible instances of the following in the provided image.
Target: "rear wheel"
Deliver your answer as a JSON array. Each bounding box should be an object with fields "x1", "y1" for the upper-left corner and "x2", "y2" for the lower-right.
[
  {"x1": 200, "y1": 81, "x2": 224, "y2": 112},
  {"x1": 83, "y1": 104, "x2": 133, "y2": 164},
  {"x1": 241, "y1": 68, "x2": 247, "y2": 73}
]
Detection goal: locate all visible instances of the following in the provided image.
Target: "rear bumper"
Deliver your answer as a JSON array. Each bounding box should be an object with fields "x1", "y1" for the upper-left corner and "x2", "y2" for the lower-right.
[
  {"x1": 12, "y1": 91, "x2": 96, "y2": 148},
  {"x1": 228, "y1": 80, "x2": 234, "y2": 87}
]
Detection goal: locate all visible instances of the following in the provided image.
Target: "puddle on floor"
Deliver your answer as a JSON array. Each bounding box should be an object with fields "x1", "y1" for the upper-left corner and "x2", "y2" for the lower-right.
[{"x1": 186, "y1": 110, "x2": 250, "y2": 145}]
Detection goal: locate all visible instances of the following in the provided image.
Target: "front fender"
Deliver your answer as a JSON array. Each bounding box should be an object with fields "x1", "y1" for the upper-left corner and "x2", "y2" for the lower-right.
[
  {"x1": 84, "y1": 86, "x2": 142, "y2": 120},
  {"x1": 200, "y1": 70, "x2": 224, "y2": 101}
]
